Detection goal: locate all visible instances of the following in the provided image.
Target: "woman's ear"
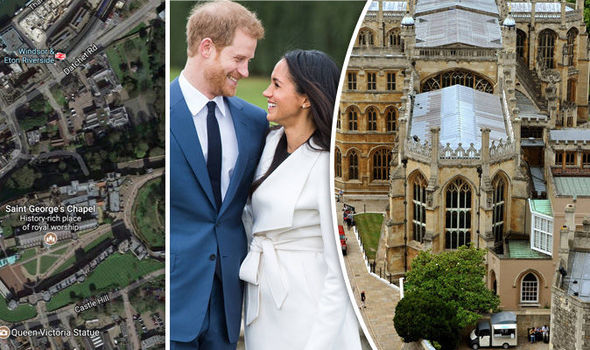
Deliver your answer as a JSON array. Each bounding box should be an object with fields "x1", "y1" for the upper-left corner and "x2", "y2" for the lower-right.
[{"x1": 301, "y1": 96, "x2": 311, "y2": 109}]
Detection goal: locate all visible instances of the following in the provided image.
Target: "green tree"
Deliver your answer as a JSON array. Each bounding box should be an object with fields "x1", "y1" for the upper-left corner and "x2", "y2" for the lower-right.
[
  {"x1": 9, "y1": 165, "x2": 39, "y2": 189},
  {"x1": 29, "y1": 95, "x2": 50, "y2": 114},
  {"x1": 405, "y1": 246, "x2": 499, "y2": 329},
  {"x1": 134, "y1": 142, "x2": 149, "y2": 158},
  {"x1": 394, "y1": 290, "x2": 460, "y2": 350},
  {"x1": 566, "y1": 0, "x2": 590, "y2": 33}
]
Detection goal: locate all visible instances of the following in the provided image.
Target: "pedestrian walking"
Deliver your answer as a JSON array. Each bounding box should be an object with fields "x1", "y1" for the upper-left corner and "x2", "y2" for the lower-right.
[{"x1": 360, "y1": 291, "x2": 366, "y2": 308}]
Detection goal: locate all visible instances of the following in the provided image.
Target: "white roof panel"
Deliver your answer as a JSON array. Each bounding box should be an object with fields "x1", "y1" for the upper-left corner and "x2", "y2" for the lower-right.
[
  {"x1": 411, "y1": 85, "x2": 507, "y2": 148},
  {"x1": 508, "y1": 2, "x2": 574, "y2": 13},
  {"x1": 368, "y1": 1, "x2": 408, "y2": 12},
  {"x1": 415, "y1": 9, "x2": 502, "y2": 48},
  {"x1": 416, "y1": 0, "x2": 499, "y2": 16},
  {"x1": 549, "y1": 129, "x2": 590, "y2": 142}
]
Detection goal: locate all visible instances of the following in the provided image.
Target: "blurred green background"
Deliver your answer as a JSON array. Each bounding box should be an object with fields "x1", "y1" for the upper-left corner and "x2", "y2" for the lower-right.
[{"x1": 170, "y1": 0, "x2": 366, "y2": 109}]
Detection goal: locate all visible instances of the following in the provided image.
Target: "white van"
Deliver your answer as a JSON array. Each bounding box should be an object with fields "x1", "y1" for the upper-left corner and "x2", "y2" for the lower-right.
[{"x1": 469, "y1": 312, "x2": 517, "y2": 349}]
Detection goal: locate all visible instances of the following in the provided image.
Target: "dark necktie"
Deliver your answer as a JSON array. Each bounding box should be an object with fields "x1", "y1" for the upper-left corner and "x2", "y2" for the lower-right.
[{"x1": 206, "y1": 101, "x2": 222, "y2": 211}]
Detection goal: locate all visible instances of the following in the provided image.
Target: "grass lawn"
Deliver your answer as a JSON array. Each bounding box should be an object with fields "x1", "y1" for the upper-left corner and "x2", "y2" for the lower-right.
[
  {"x1": 46, "y1": 252, "x2": 164, "y2": 311},
  {"x1": 354, "y1": 213, "x2": 384, "y2": 260},
  {"x1": 51, "y1": 232, "x2": 111, "y2": 276},
  {"x1": 0, "y1": 0, "x2": 28, "y2": 23},
  {"x1": 1, "y1": 223, "x2": 13, "y2": 238},
  {"x1": 106, "y1": 32, "x2": 152, "y2": 94},
  {"x1": 133, "y1": 178, "x2": 164, "y2": 249},
  {"x1": 105, "y1": 46, "x2": 125, "y2": 81},
  {"x1": 52, "y1": 246, "x2": 69, "y2": 255},
  {"x1": 20, "y1": 248, "x2": 36, "y2": 261},
  {"x1": 169, "y1": 67, "x2": 269, "y2": 111},
  {"x1": 0, "y1": 296, "x2": 37, "y2": 322},
  {"x1": 39, "y1": 255, "x2": 60, "y2": 274},
  {"x1": 23, "y1": 259, "x2": 37, "y2": 275},
  {"x1": 50, "y1": 85, "x2": 67, "y2": 107},
  {"x1": 51, "y1": 255, "x2": 75, "y2": 276},
  {"x1": 84, "y1": 232, "x2": 114, "y2": 253}
]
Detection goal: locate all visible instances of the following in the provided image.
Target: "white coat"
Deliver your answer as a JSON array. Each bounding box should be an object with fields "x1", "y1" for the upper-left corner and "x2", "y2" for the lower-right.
[{"x1": 240, "y1": 128, "x2": 361, "y2": 350}]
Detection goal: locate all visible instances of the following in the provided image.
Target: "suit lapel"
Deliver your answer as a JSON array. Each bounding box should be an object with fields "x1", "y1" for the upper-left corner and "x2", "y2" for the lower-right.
[
  {"x1": 219, "y1": 97, "x2": 250, "y2": 217},
  {"x1": 170, "y1": 79, "x2": 216, "y2": 209}
]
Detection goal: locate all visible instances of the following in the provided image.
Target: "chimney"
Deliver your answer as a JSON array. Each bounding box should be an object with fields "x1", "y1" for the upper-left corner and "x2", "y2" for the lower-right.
[{"x1": 565, "y1": 203, "x2": 576, "y2": 231}]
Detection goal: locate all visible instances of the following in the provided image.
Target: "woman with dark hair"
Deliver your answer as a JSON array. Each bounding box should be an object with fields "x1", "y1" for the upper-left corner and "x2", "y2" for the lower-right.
[{"x1": 239, "y1": 50, "x2": 361, "y2": 349}]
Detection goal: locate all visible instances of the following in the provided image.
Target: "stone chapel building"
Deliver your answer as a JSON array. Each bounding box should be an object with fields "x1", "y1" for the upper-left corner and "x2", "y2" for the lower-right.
[{"x1": 335, "y1": 0, "x2": 590, "y2": 327}]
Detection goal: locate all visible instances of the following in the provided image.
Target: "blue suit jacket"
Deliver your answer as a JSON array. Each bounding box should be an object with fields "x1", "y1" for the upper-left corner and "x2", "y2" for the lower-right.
[{"x1": 169, "y1": 78, "x2": 267, "y2": 342}]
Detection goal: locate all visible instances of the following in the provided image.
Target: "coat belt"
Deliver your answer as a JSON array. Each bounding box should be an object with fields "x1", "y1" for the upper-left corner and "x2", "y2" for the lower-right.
[{"x1": 239, "y1": 234, "x2": 323, "y2": 326}]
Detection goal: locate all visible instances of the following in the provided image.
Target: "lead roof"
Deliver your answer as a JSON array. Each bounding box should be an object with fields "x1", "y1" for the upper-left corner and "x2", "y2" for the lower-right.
[{"x1": 410, "y1": 85, "x2": 507, "y2": 148}]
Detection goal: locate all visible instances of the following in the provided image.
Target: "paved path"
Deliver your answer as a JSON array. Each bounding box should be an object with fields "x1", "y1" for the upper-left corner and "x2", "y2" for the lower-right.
[
  {"x1": 338, "y1": 203, "x2": 403, "y2": 350},
  {"x1": 39, "y1": 84, "x2": 72, "y2": 142},
  {"x1": 122, "y1": 292, "x2": 140, "y2": 350}
]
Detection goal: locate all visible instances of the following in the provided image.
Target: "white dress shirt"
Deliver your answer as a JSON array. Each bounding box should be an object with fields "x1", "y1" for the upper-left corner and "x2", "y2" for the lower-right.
[{"x1": 179, "y1": 71, "x2": 238, "y2": 201}]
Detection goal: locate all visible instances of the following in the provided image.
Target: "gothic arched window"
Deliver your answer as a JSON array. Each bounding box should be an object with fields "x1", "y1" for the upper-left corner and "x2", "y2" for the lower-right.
[
  {"x1": 386, "y1": 107, "x2": 396, "y2": 131},
  {"x1": 566, "y1": 27, "x2": 579, "y2": 67},
  {"x1": 421, "y1": 70, "x2": 493, "y2": 93},
  {"x1": 347, "y1": 107, "x2": 358, "y2": 131},
  {"x1": 516, "y1": 29, "x2": 527, "y2": 63},
  {"x1": 367, "y1": 107, "x2": 377, "y2": 131},
  {"x1": 538, "y1": 29, "x2": 557, "y2": 69},
  {"x1": 348, "y1": 151, "x2": 359, "y2": 180},
  {"x1": 372, "y1": 148, "x2": 390, "y2": 181},
  {"x1": 445, "y1": 178, "x2": 472, "y2": 249},
  {"x1": 521, "y1": 273, "x2": 539, "y2": 303},
  {"x1": 358, "y1": 29, "x2": 374, "y2": 46},
  {"x1": 335, "y1": 148, "x2": 342, "y2": 178},
  {"x1": 492, "y1": 176, "x2": 506, "y2": 254},
  {"x1": 412, "y1": 173, "x2": 427, "y2": 242},
  {"x1": 387, "y1": 28, "x2": 401, "y2": 48},
  {"x1": 567, "y1": 79, "x2": 576, "y2": 103}
]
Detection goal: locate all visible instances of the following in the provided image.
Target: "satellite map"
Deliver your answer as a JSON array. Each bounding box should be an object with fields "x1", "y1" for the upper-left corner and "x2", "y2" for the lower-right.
[{"x1": 0, "y1": 0, "x2": 165, "y2": 349}]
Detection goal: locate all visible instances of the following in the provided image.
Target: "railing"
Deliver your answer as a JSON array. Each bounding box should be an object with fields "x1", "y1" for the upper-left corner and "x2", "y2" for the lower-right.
[
  {"x1": 364, "y1": 12, "x2": 377, "y2": 20},
  {"x1": 415, "y1": 47, "x2": 498, "y2": 60},
  {"x1": 489, "y1": 139, "x2": 515, "y2": 162},
  {"x1": 405, "y1": 138, "x2": 514, "y2": 162},
  {"x1": 439, "y1": 142, "x2": 480, "y2": 159},
  {"x1": 384, "y1": 12, "x2": 405, "y2": 19},
  {"x1": 551, "y1": 167, "x2": 590, "y2": 177},
  {"x1": 365, "y1": 11, "x2": 405, "y2": 19},
  {"x1": 351, "y1": 47, "x2": 404, "y2": 57},
  {"x1": 406, "y1": 137, "x2": 431, "y2": 163},
  {"x1": 512, "y1": 12, "x2": 560, "y2": 19},
  {"x1": 512, "y1": 11, "x2": 580, "y2": 21}
]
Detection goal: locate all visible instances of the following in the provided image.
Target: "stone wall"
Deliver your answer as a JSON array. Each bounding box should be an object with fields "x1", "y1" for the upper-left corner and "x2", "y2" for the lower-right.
[
  {"x1": 550, "y1": 286, "x2": 590, "y2": 350},
  {"x1": 516, "y1": 311, "x2": 550, "y2": 338}
]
